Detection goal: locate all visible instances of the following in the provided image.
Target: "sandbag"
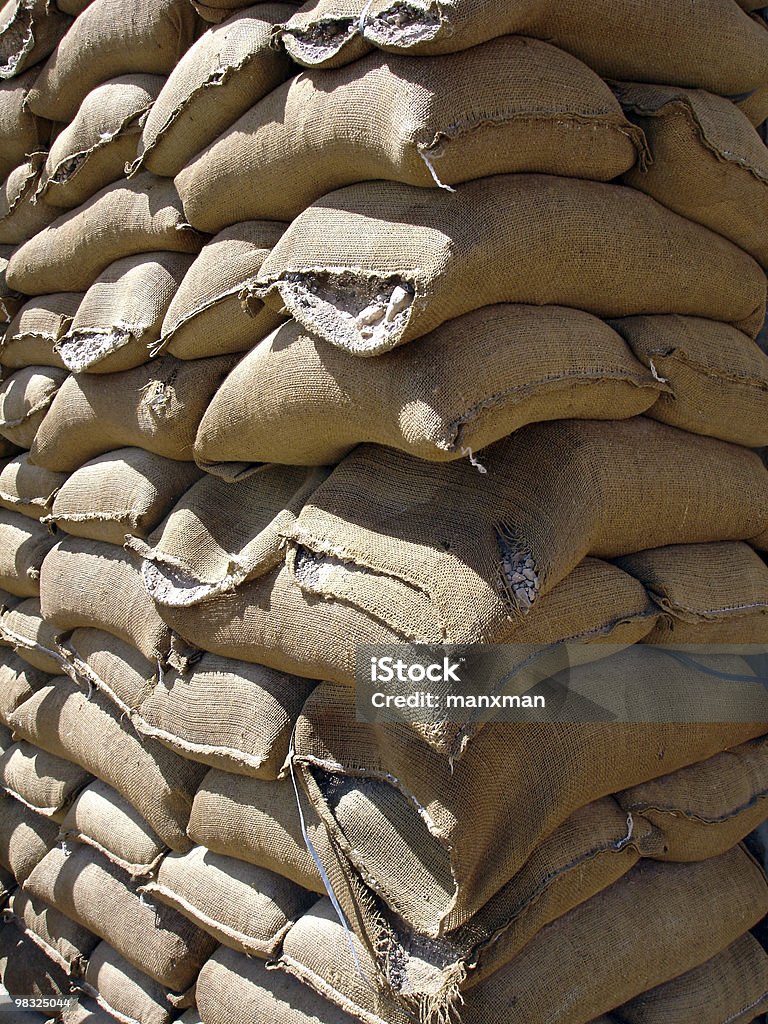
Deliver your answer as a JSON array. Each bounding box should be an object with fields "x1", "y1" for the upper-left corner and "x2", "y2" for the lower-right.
[
  {"x1": 142, "y1": 845, "x2": 317, "y2": 957},
  {"x1": 737, "y1": 84, "x2": 768, "y2": 130},
  {"x1": 255, "y1": 176, "x2": 767, "y2": 355},
  {"x1": 0, "y1": 927, "x2": 70, "y2": 1003},
  {"x1": 77, "y1": 943, "x2": 179, "y2": 1024},
  {"x1": 158, "y1": 221, "x2": 286, "y2": 359},
  {"x1": 0, "y1": 741, "x2": 90, "y2": 820},
  {"x1": 0, "y1": 365, "x2": 68, "y2": 448},
  {"x1": 0, "y1": 156, "x2": 58, "y2": 245},
  {"x1": 0, "y1": 509, "x2": 58, "y2": 597},
  {"x1": 134, "y1": 653, "x2": 316, "y2": 778},
  {"x1": 194, "y1": 308, "x2": 663, "y2": 469},
  {"x1": 57, "y1": 627, "x2": 157, "y2": 713},
  {"x1": 176, "y1": 37, "x2": 646, "y2": 231},
  {"x1": 59, "y1": 779, "x2": 167, "y2": 878},
  {"x1": 0, "y1": 648, "x2": 49, "y2": 724},
  {"x1": 6, "y1": 174, "x2": 202, "y2": 295},
  {"x1": 617, "y1": 84, "x2": 768, "y2": 269},
  {"x1": 0, "y1": 245, "x2": 21, "y2": 325},
  {"x1": 36, "y1": 75, "x2": 164, "y2": 209},
  {"x1": 24, "y1": 844, "x2": 218, "y2": 989},
  {"x1": 25, "y1": 0, "x2": 198, "y2": 121},
  {"x1": 57, "y1": 0, "x2": 92, "y2": 12},
  {"x1": 5, "y1": 889, "x2": 98, "y2": 977},
  {"x1": 0, "y1": 0, "x2": 70, "y2": 79},
  {"x1": 0, "y1": 454, "x2": 67, "y2": 519},
  {"x1": 0, "y1": 791, "x2": 59, "y2": 882},
  {"x1": 48, "y1": 448, "x2": 202, "y2": 545},
  {"x1": 56, "y1": 251, "x2": 196, "y2": 373},
  {"x1": 611, "y1": 314, "x2": 768, "y2": 447},
  {"x1": 136, "y1": 5, "x2": 294, "y2": 177},
  {"x1": 29, "y1": 354, "x2": 236, "y2": 470},
  {"x1": 278, "y1": 0, "x2": 768, "y2": 97},
  {"x1": 0, "y1": 69, "x2": 49, "y2": 181},
  {"x1": 1, "y1": 597, "x2": 66, "y2": 673},
  {"x1": 1, "y1": 293, "x2": 79, "y2": 369}
]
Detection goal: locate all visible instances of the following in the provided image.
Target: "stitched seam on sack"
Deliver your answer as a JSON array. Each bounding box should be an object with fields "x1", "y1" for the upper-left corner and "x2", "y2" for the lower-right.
[
  {"x1": 132, "y1": 714, "x2": 269, "y2": 772},
  {"x1": 0, "y1": 388, "x2": 57, "y2": 428},
  {"x1": 0, "y1": 12, "x2": 35, "y2": 79},
  {"x1": 647, "y1": 587, "x2": 768, "y2": 619},
  {"x1": 76, "y1": 980, "x2": 142, "y2": 1024},
  {"x1": 58, "y1": 829, "x2": 164, "y2": 879},
  {"x1": 721, "y1": 991, "x2": 768, "y2": 1024},
  {"x1": 623, "y1": 786, "x2": 768, "y2": 825},
  {"x1": 156, "y1": 285, "x2": 252, "y2": 352},
  {"x1": 0, "y1": 157, "x2": 40, "y2": 218},
  {"x1": 2, "y1": 914, "x2": 77, "y2": 976},
  {"x1": 641, "y1": 346, "x2": 768, "y2": 388},
  {"x1": 278, "y1": 956, "x2": 387, "y2": 1024},
  {"x1": 0, "y1": 786, "x2": 60, "y2": 816}
]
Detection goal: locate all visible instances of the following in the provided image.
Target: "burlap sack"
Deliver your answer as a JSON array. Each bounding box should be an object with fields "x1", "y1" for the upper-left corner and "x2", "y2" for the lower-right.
[
  {"x1": 126, "y1": 465, "x2": 328, "y2": 606},
  {"x1": 187, "y1": 769, "x2": 325, "y2": 892},
  {"x1": 1, "y1": 293, "x2": 78, "y2": 369},
  {"x1": 64, "y1": 995, "x2": 159, "y2": 1024},
  {"x1": 0, "y1": 864, "x2": 13, "y2": 899},
  {"x1": 48, "y1": 449, "x2": 202, "y2": 545},
  {"x1": 0, "y1": 69, "x2": 49, "y2": 181},
  {"x1": 56, "y1": 252, "x2": 196, "y2": 373},
  {"x1": 0, "y1": 509, "x2": 58, "y2": 597},
  {"x1": 281, "y1": 420, "x2": 768, "y2": 642},
  {"x1": 737, "y1": 84, "x2": 768, "y2": 130},
  {"x1": 0, "y1": 245, "x2": 21, "y2": 327},
  {"x1": 36, "y1": 75, "x2": 164, "y2": 210},
  {"x1": 60, "y1": 779, "x2": 167, "y2": 878},
  {"x1": 6, "y1": 175, "x2": 202, "y2": 296},
  {"x1": 142, "y1": 845, "x2": 317, "y2": 957},
  {"x1": 26, "y1": 0, "x2": 197, "y2": 122},
  {"x1": 0, "y1": 156, "x2": 58, "y2": 245},
  {"x1": 614, "y1": 932, "x2": 768, "y2": 1024},
  {"x1": 1, "y1": 597, "x2": 66, "y2": 673},
  {"x1": 8, "y1": 676, "x2": 207, "y2": 849},
  {"x1": 0, "y1": 365, "x2": 68, "y2": 449},
  {"x1": 0, "y1": 0, "x2": 70, "y2": 79},
  {"x1": 57, "y1": 0, "x2": 93, "y2": 12},
  {"x1": 77, "y1": 943, "x2": 179, "y2": 1024},
  {"x1": 158, "y1": 221, "x2": 286, "y2": 359},
  {"x1": 0, "y1": 927, "x2": 70, "y2": 1002},
  {"x1": 136, "y1": 5, "x2": 293, "y2": 178},
  {"x1": 617, "y1": 84, "x2": 768, "y2": 269},
  {"x1": 29, "y1": 354, "x2": 236, "y2": 470},
  {"x1": 255, "y1": 176, "x2": 767, "y2": 355},
  {"x1": 134, "y1": 653, "x2": 316, "y2": 778},
  {"x1": 24, "y1": 844, "x2": 217, "y2": 989},
  {"x1": 0, "y1": 454, "x2": 67, "y2": 519},
  {"x1": 279, "y1": 0, "x2": 768, "y2": 97},
  {"x1": 57, "y1": 627, "x2": 157, "y2": 714},
  {"x1": 0, "y1": 793, "x2": 58, "y2": 886},
  {"x1": 177, "y1": 38, "x2": 646, "y2": 232},
  {"x1": 611, "y1": 314, "x2": 768, "y2": 447},
  {"x1": 0, "y1": 648, "x2": 49, "y2": 724},
  {"x1": 0, "y1": 742, "x2": 89, "y2": 820},
  {"x1": 194, "y1": 308, "x2": 663, "y2": 469},
  {"x1": 5, "y1": 890, "x2": 97, "y2": 976}
]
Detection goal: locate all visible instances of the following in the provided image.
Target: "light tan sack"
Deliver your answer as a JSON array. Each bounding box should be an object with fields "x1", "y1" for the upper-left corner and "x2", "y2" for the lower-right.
[
  {"x1": 0, "y1": 454, "x2": 67, "y2": 519},
  {"x1": 0, "y1": 244, "x2": 21, "y2": 326},
  {"x1": 36, "y1": 75, "x2": 165, "y2": 210},
  {"x1": 1, "y1": 597, "x2": 66, "y2": 673},
  {"x1": 6, "y1": 174, "x2": 202, "y2": 295},
  {"x1": 0, "y1": 791, "x2": 59, "y2": 882},
  {"x1": 4, "y1": 889, "x2": 98, "y2": 977},
  {"x1": 57, "y1": 627, "x2": 157, "y2": 714},
  {"x1": 136, "y1": 5, "x2": 294, "y2": 178},
  {"x1": 0, "y1": 741, "x2": 90, "y2": 820},
  {"x1": 0, "y1": 509, "x2": 57, "y2": 597},
  {"x1": 0, "y1": 69, "x2": 49, "y2": 180},
  {"x1": 26, "y1": 0, "x2": 197, "y2": 121},
  {"x1": 158, "y1": 221, "x2": 286, "y2": 359},
  {"x1": 1, "y1": 293, "x2": 78, "y2": 369},
  {"x1": 255, "y1": 176, "x2": 767, "y2": 355},
  {"x1": 0, "y1": 648, "x2": 49, "y2": 725},
  {"x1": 0, "y1": 926, "x2": 71, "y2": 1002},
  {"x1": 0, "y1": 0, "x2": 70, "y2": 79},
  {"x1": 194, "y1": 308, "x2": 663, "y2": 469},
  {"x1": 77, "y1": 942, "x2": 182, "y2": 1024},
  {"x1": 0, "y1": 365, "x2": 68, "y2": 449},
  {"x1": 56, "y1": 251, "x2": 196, "y2": 373},
  {"x1": 176, "y1": 37, "x2": 646, "y2": 230},
  {"x1": 0, "y1": 155, "x2": 58, "y2": 245}
]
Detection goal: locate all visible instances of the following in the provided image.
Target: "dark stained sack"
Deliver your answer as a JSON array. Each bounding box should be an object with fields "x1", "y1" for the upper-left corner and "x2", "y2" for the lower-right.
[
  {"x1": 193, "y1": 308, "x2": 663, "y2": 469},
  {"x1": 0, "y1": 509, "x2": 58, "y2": 597},
  {"x1": 0, "y1": 365, "x2": 68, "y2": 449},
  {"x1": 57, "y1": 627, "x2": 157, "y2": 714},
  {"x1": 158, "y1": 221, "x2": 287, "y2": 359},
  {"x1": 76, "y1": 942, "x2": 184, "y2": 1024},
  {"x1": 35, "y1": 75, "x2": 164, "y2": 210},
  {"x1": 55, "y1": 252, "x2": 196, "y2": 373},
  {"x1": 0, "y1": 741, "x2": 90, "y2": 821},
  {"x1": 617, "y1": 84, "x2": 768, "y2": 269},
  {"x1": 1, "y1": 293, "x2": 79, "y2": 369},
  {"x1": 29, "y1": 354, "x2": 236, "y2": 470},
  {"x1": 254, "y1": 176, "x2": 766, "y2": 355},
  {"x1": 0, "y1": 926, "x2": 71, "y2": 1002},
  {"x1": 4, "y1": 889, "x2": 98, "y2": 977},
  {"x1": 5, "y1": 175, "x2": 202, "y2": 295},
  {"x1": 0, "y1": 0, "x2": 70, "y2": 80},
  {"x1": 0, "y1": 156, "x2": 58, "y2": 245},
  {"x1": 1, "y1": 597, "x2": 67, "y2": 674},
  {"x1": 0, "y1": 790, "x2": 59, "y2": 882},
  {"x1": 136, "y1": 5, "x2": 294, "y2": 178},
  {"x1": 25, "y1": 0, "x2": 197, "y2": 122},
  {"x1": 0, "y1": 454, "x2": 67, "y2": 519},
  {"x1": 175, "y1": 37, "x2": 646, "y2": 230},
  {"x1": 0, "y1": 69, "x2": 49, "y2": 181}
]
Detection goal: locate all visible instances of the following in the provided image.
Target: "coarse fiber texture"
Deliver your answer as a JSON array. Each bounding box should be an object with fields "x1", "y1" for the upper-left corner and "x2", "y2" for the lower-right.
[
  {"x1": 56, "y1": 251, "x2": 195, "y2": 373},
  {"x1": 176, "y1": 36, "x2": 646, "y2": 231},
  {"x1": 255, "y1": 176, "x2": 766, "y2": 355},
  {"x1": 25, "y1": 0, "x2": 197, "y2": 121},
  {"x1": 6, "y1": 174, "x2": 202, "y2": 295},
  {"x1": 0, "y1": 509, "x2": 57, "y2": 597},
  {"x1": 134, "y1": 653, "x2": 316, "y2": 778},
  {"x1": 0, "y1": 648, "x2": 49, "y2": 724},
  {"x1": 36, "y1": 75, "x2": 164, "y2": 210},
  {"x1": 194, "y1": 307, "x2": 663, "y2": 469},
  {"x1": 0, "y1": 365, "x2": 68, "y2": 449},
  {"x1": 0, "y1": 790, "x2": 59, "y2": 881},
  {"x1": 617, "y1": 83, "x2": 768, "y2": 269},
  {"x1": 49, "y1": 449, "x2": 202, "y2": 545},
  {"x1": 0, "y1": 155, "x2": 58, "y2": 245},
  {"x1": 142, "y1": 846, "x2": 317, "y2": 957},
  {"x1": 1, "y1": 293, "x2": 78, "y2": 369},
  {"x1": 158, "y1": 220, "x2": 286, "y2": 359},
  {"x1": 57, "y1": 627, "x2": 157, "y2": 714},
  {"x1": 0, "y1": 0, "x2": 70, "y2": 79},
  {"x1": 0, "y1": 926, "x2": 71, "y2": 1002},
  {"x1": 279, "y1": 0, "x2": 768, "y2": 96},
  {"x1": 0, "y1": 244, "x2": 21, "y2": 325},
  {"x1": 0, "y1": 454, "x2": 67, "y2": 519},
  {"x1": 77, "y1": 942, "x2": 181, "y2": 1024},
  {"x1": 1, "y1": 597, "x2": 66, "y2": 674},
  {"x1": 0, "y1": 69, "x2": 49, "y2": 180},
  {"x1": 23, "y1": 844, "x2": 217, "y2": 989},
  {"x1": 5, "y1": 889, "x2": 98, "y2": 977},
  {"x1": 136, "y1": 4, "x2": 294, "y2": 178},
  {"x1": 0, "y1": 741, "x2": 90, "y2": 820}
]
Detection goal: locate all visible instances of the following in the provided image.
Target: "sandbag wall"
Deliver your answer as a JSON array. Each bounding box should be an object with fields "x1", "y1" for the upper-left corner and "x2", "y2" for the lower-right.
[{"x1": 0, "y1": 0, "x2": 767, "y2": 1022}]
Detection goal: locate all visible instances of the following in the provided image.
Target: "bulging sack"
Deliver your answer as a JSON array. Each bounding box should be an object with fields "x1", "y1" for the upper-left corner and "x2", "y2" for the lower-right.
[
  {"x1": 0, "y1": 790, "x2": 59, "y2": 883},
  {"x1": 0, "y1": 453, "x2": 67, "y2": 519},
  {"x1": 0, "y1": 69, "x2": 50, "y2": 180},
  {"x1": 36, "y1": 75, "x2": 165, "y2": 210},
  {"x1": 194, "y1": 308, "x2": 663, "y2": 470},
  {"x1": 136, "y1": 4, "x2": 294, "y2": 178},
  {"x1": 0, "y1": 364, "x2": 68, "y2": 449},
  {"x1": 58, "y1": 627, "x2": 157, "y2": 714},
  {"x1": 0, "y1": 740, "x2": 91, "y2": 820},
  {"x1": 158, "y1": 221, "x2": 287, "y2": 359},
  {"x1": 56, "y1": 251, "x2": 196, "y2": 373},
  {"x1": 1, "y1": 293, "x2": 79, "y2": 369},
  {"x1": 0, "y1": 508, "x2": 58, "y2": 597},
  {"x1": 0, "y1": 0, "x2": 70, "y2": 79},
  {"x1": 0, "y1": 155, "x2": 58, "y2": 245},
  {"x1": 176, "y1": 36, "x2": 646, "y2": 231},
  {"x1": 1, "y1": 596, "x2": 66, "y2": 673},
  {"x1": 78, "y1": 942, "x2": 186, "y2": 1024},
  {"x1": 5, "y1": 889, "x2": 98, "y2": 978},
  {"x1": 255, "y1": 176, "x2": 767, "y2": 355},
  {"x1": 0, "y1": 648, "x2": 49, "y2": 725},
  {"x1": 617, "y1": 83, "x2": 768, "y2": 270},
  {"x1": 6, "y1": 174, "x2": 202, "y2": 295},
  {"x1": 0, "y1": 244, "x2": 21, "y2": 326},
  {"x1": 25, "y1": 0, "x2": 198, "y2": 121}
]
